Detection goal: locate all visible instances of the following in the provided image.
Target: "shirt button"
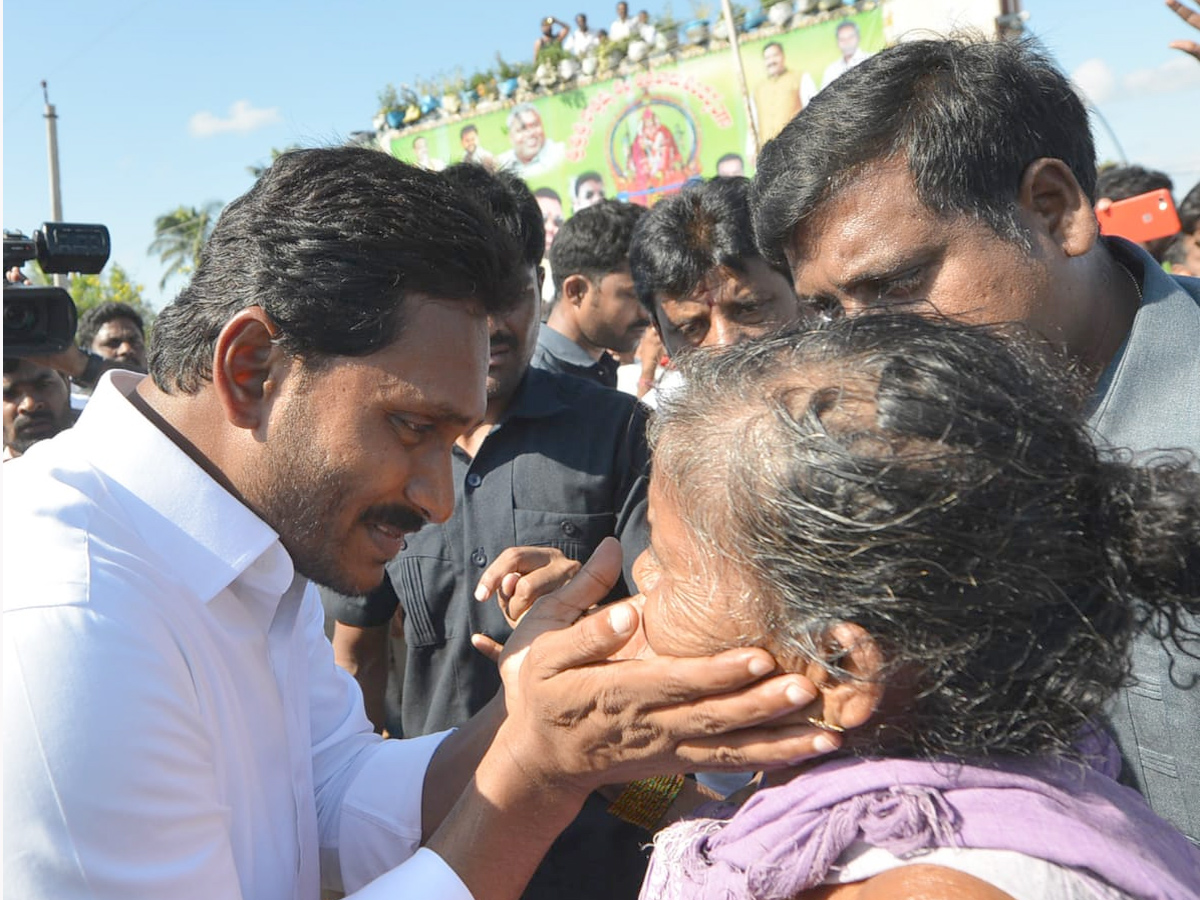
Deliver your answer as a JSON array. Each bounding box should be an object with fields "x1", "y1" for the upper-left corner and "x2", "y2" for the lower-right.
[
  {"x1": 466, "y1": 473, "x2": 483, "y2": 488},
  {"x1": 471, "y1": 548, "x2": 487, "y2": 567},
  {"x1": 560, "y1": 521, "x2": 579, "y2": 537}
]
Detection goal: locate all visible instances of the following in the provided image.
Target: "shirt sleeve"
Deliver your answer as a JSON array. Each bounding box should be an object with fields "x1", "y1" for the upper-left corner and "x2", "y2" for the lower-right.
[
  {"x1": 334, "y1": 735, "x2": 467, "y2": 896},
  {"x1": 344, "y1": 848, "x2": 474, "y2": 899},
  {"x1": 301, "y1": 583, "x2": 467, "y2": 896},
  {"x1": 4, "y1": 600, "x2": 245, "y2": 900}
]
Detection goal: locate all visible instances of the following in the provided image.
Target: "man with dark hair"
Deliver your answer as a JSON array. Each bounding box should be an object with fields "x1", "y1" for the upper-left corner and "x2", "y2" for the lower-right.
[
  {"x1": 1167, "y1": 180, "x2": 1200, "y2": 275},
  {"x1": 609, "y1": 0, "x2": 633, "y2": 41},
  {"x1": 3, "y1": 358, "x2": 73, "y2": 459},
  {"x1": 460, "y1": 123, "x2": 495, "y2": 169},
  {"x1": 752, "y1": 42, "x2": 809, "y2": 144},
  {"x1": 77, "y1": 301, "x2": 148, "y2": 371},
  {"x1": 7, "y1": 146, "x2": 830, "y2": 898},
  {"x1": 573, "y1": 170, "x2": 606, "y2": 212},
  {"x1": 819, "y1": 19, "x2": 871, "y2": 91},
  {"x1": 1095, "y1": 163, "x2": 1177, "y2": 261},
  {"x1": 753, "y1": 36, "x2": 1200, "y2": 844},
  {"x1": 715, "y1": 152, "x2": 745, "y2": 177},
  {"x1": 324, "y1": 163, "x2": 653, "y2": 900},
  {"x1": 535, "y1": 200, "x2": 650, "y2": 387},
  {"x1": 498, "y1": 104, "x2": 565, "y2": 178},
  {"x1": 564, "y1": 12, "x2": 600, "y2": 57},
  {"x1": 534, "y1": 15, "x2": 570, "y2": 58},
  {"x1": 630, "y1": 177, "x2": 804, "y2": 357}
]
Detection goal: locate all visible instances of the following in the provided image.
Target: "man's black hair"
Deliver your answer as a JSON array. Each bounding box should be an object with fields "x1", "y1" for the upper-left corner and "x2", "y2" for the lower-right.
[
  {"x1": 629, "y1": 177, "x2": 791, "y2": 321},
  {"x1": 77, "y1": 301, "x2": 146, "y2": 351},
  {"x1": 149, "y1": 146, "x2": 521, "y2": 394},
  {"x1": 716, "y1": 152, "x2": 743, "y2": 167},
  {"x1": 1176, "y1": 181, "x2": 1199, "y2": 234},
  {"x1": 574, "y1": 171, "x2": 604, "y2": 194},
  {"x1": 1095, "y1": 164, "x2": 1173, "y2": 203},
  {"x1": 549, "y1": 199, "x2": 646, "y2": 298},
  {"x1": 534, "y1": 186, "x2": 562, "y2": 203},
  {"x1": 460, "y1": 124, "x2": 479, "y2": 138},
  {"x1": 763, "y1": 41, "x2": 783, "y2": 54},
  {"x1": 442, "y1": 163, "x2": 545, "y2": 268},
  {"x1": 753, "y1": 38, "x2": 1098, "y2": 268},
  {"x1": 836, "y1": 19, "x2": 859, "y2": 35}
]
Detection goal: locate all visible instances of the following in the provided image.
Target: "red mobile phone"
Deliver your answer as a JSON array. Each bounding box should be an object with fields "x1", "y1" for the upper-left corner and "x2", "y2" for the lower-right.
[{"x1": 1096, "y1": 188, "x2": 1181, "y2": 243}]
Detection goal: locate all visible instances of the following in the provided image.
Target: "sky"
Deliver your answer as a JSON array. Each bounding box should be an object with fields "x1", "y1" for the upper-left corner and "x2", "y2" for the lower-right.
[{"x1": 4, "y1": 0, "x2": 1200, "y2": 311}]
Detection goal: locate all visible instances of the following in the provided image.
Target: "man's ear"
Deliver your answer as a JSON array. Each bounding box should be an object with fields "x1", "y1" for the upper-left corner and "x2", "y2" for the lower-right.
[
  {"x1": 1019, "y1": 157, "x2": 1098, "y2": 259},
  {"x1": 562, "y1": 273, "x2": 592, "y2": 308},
  {"x1": 211, "y1": 307, "x2": 286, "y2": 432},
  {"x1": 799, "y1": 621, "x2": 885, "y2": 732},
  {"x1": 536, "y1": 264, "x2": 547, "y2": 295}
]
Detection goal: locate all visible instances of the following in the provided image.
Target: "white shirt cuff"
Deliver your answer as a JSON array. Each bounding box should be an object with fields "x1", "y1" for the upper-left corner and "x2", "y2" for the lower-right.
[
  {"x1": 337, "y1": 730, "x2": 454, "y2": 892},
  {"x1": 346, "y1": 847, "x2": 473, "y2": 900}
]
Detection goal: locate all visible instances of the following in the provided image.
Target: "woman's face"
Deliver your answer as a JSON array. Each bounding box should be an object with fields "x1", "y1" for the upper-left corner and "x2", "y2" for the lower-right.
[{"x1": 633, "y1": 478, "x2": 748, "y2": 659}]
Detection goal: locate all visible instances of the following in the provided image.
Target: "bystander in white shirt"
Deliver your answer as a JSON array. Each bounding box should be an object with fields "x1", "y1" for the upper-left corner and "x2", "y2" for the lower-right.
[
  {"x1": 821, "y1": 47, "x2": 872, "y2": 89},
  {"x1": 3, "y1": 370, "x2": 471, "y2": 900},
  {"x1": 564, "y1": 27, "x2": 600, "y2": 57},
  {"x1": 609, "y1": 15, "x2": 634, "y2": 40}
]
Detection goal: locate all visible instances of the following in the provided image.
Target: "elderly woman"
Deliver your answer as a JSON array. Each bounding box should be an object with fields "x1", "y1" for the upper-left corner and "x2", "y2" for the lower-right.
[{"x1": 633, "y1": 315, "x2": 1200, "y2": 900}]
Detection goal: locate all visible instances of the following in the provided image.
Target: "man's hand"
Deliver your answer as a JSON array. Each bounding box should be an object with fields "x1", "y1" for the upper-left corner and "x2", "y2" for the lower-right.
[
  {"x1": 1167, "y1": 0, "x2": 1200, "y2": 61},
  {"x1": 486, "y1": 539, "x2": 839, "y2": 797},
  {"x1": 428, "y1": 538, "x2": 839, "y2": 900},
  {"x1": 474, "y1": 545, "x2": 582, "y2": 628}
]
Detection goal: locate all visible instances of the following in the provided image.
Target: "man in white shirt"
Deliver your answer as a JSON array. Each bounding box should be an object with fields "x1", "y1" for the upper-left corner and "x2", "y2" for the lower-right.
[
  {"x1": 609, "y1": 1, "x2": 634, "y2": 41},
  {"x1": 635, "y1": 9, "x2": 657, "y2": 46},
  {"x1": 4, "y1": 146, "x2": 835, "y2": 900},
  {"x1": 564, "y1": 12, "x2": 600, "y2": 58},
  {"x1": 820, "y1": 20, "x2": 872, "y2": 90}
]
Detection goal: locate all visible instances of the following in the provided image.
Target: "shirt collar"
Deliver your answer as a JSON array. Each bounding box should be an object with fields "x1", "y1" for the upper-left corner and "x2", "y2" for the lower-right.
[
  {"x1": 537, "y1": 325, "x2": 604, "y2": 369},
  {"x1": 72, "y1": 371, "x2": 291, "y2": 604}
]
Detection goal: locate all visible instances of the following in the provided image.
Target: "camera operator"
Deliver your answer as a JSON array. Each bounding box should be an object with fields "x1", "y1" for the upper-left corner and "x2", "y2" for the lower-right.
[{"x1": 5, "y1": 265, "x2": 131, "y2": 395}]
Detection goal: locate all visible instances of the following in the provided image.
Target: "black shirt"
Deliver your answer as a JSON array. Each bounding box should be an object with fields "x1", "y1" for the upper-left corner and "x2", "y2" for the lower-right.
[
  {"x1": 530, "y1": 325, "x2": 621, "y2": 389},
  {"x1": 323, "y1": 367, "x2": 652, "y2": 900}
]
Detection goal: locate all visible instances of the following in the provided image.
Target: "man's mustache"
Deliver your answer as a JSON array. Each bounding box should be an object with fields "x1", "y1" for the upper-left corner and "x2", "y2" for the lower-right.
[
  {"x1": 13, "y1": 410, "x2": 56, "y2": 434},
  {"x1": 361, "y1": 503, "x2": 427, "y2": 534},
  {"x1": 489, "y1": 333, "x2": 518, "y2": 353}
]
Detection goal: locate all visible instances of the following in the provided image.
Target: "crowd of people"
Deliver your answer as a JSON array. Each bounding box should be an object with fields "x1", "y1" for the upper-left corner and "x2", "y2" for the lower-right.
[
  {"x1": 5, "y1": 23, "x2": 1200, "y2": 900},
  {"x1": 535, "y1": 2, "x2": 659, "y2": 59}
]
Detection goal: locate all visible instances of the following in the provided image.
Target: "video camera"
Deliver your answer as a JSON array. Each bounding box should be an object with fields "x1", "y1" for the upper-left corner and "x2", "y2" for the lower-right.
[{"x1": 4, "y1": 222, "x2": 111, "y2": 357}]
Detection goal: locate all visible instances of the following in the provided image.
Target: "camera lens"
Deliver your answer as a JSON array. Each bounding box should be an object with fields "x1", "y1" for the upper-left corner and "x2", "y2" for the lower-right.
[{"x1": 3, "y1": 297, "x2": 41, "y2": 332}]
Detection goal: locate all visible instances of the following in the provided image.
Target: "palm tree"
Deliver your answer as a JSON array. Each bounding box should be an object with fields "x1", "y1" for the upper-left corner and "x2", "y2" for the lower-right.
[{"x1": 147, "y1": 201, "x2": 222, "y2": 290}]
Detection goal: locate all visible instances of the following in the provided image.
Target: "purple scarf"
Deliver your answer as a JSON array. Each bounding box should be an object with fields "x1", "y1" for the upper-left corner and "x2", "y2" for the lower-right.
[{"x1": 640, "y1": 732, "x2": 1200, "y2": 900}]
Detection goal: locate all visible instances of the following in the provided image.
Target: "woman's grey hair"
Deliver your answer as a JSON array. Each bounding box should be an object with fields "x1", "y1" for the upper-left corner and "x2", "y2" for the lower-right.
[{"x1": 650, "y1": 314, "x2": 1200, "y2": 760}]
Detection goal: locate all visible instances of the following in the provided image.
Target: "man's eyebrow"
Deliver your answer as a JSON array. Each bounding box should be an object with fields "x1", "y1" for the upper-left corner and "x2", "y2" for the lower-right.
[
  {"x1": 428, "y1": 403, "x2": 480, "y2": 428},
  {"x1": 836, "y1": 252, "x2": 932, "y2": 294}
]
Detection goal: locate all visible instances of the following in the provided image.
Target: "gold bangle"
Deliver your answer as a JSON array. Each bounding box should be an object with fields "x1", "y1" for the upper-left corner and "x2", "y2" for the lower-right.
[
  {"x1": 606, "y1": 774, "x2": 685, "y2": 830},
  {"x1": 807, "y1": 716, "x2": 845, "y2": 733}
]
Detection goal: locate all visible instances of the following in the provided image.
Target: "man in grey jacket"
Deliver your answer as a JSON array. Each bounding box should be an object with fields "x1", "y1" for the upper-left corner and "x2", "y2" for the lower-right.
[{"x1": 752, "y1": 37, "x2": 1200, "y2": 844}]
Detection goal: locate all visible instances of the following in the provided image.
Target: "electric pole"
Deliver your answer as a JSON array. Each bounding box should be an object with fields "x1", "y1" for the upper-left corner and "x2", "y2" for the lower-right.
[{"x1": 42, "y1": 80, "x2": 66, "y2": 287}]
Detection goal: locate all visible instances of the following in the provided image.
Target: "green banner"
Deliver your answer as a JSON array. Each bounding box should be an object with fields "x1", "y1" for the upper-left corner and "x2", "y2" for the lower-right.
[{"x1": 390, "y1": 8, "x2": 884, "y2": 213}]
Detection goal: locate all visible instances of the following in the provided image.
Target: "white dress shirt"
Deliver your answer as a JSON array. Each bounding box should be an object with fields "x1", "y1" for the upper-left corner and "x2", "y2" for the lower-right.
[
  {"x1": 821, "y1": 47, "x2": 872, "y2": 89},
  {"x1": 609, "y1": 16, "x2": 633, "y2": 41},
  {"x1": 564, "y1": 27, "x2": 600, "y2": 57},
  {"x1": 4, "y1": 371, "x2": 473, "y2": 900}
]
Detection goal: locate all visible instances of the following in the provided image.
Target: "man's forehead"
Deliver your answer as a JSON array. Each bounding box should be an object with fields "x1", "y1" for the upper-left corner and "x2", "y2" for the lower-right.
[
  {"x1": 98, "y1": 317, "x2": 141, "y2": 334},
  {"x1": 786, "y1": 161, "x2": 927, "y2": 275},
  {"x1": 4, "y1": 360, "x2": 58, "y2": 384}
]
